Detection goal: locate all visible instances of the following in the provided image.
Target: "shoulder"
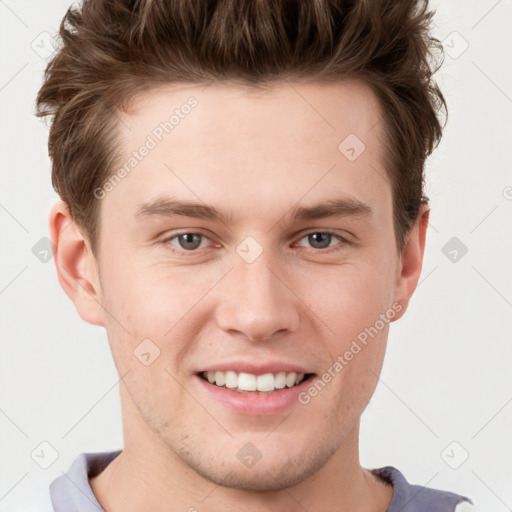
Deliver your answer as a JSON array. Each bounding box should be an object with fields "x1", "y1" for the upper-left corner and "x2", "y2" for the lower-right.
[
  {"x1": 49, "y1": 450, "x2": 121, "y2": 511},
  {"x1": 371, "y1": 466, "x2": 477, "y2": 512},
  {"x1": 10, "y1": 450, "x2": 122, "y2": 512}
]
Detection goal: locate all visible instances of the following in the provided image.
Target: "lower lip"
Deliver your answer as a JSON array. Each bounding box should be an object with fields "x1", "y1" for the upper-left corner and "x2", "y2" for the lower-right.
[{"x1": 194, "y1": 374, "x2": 314, "y2": 415}]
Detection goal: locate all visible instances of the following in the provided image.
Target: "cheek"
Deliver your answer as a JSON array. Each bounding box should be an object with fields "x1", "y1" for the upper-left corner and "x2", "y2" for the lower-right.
[
  {"x1": 297, "y1": 263, "x2": 394, "y2": 414},
  {"x1": 99, "y1": 261, "x2": 217, "y2": 367},
  {"x1": 101, "y1": 258, "x2": 197, "y2": 328},
  {"x1": 309, "y1": 319, "x2": 390, "y2": 428},
  {"x1": 300, "y1": 264, "x2": 394, "y2": 344}
]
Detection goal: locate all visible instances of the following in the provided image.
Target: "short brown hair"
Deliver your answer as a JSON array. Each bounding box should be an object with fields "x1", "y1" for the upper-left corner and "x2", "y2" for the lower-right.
[{"x1": 36, "y1": 0, "x2": 447, "y2": 255}]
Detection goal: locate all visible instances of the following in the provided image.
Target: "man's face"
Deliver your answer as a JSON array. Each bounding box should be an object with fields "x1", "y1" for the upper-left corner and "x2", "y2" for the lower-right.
[{"x1": 93, "y1": 80, "x2": 404, "y2": 490}]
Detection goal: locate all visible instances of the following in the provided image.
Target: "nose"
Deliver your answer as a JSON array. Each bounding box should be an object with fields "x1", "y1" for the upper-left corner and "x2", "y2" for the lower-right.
[{"x1": 215, "y1": 250, "x2": 300, "y2": 343}]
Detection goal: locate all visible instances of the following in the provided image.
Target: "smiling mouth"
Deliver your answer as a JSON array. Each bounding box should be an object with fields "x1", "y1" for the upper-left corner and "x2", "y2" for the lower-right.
[{"x1": 198, "y1": 370, "x2": 315, "y2": 393}]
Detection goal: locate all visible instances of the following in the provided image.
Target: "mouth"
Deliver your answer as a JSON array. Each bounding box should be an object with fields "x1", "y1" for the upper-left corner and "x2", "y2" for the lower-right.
[{"x1": 198, "y1": 370, "x2": 315, "y2": 394}]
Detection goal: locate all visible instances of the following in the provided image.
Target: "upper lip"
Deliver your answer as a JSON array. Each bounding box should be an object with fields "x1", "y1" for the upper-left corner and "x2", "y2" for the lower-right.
[{"x1": 196, "y1": 360, "x2": 314, "y2": 376}]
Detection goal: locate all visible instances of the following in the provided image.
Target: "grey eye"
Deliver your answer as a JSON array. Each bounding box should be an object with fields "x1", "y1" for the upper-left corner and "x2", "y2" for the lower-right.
[
  {"x1": 176, "y1": 233, "x2": 203, "y2": 250},
  {"x1": 307, "y1": 232, "x2": 333, "y2": 249}
]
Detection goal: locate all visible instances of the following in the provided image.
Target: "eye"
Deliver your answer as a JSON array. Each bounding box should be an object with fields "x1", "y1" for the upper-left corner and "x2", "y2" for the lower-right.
[
  {"x1": 294, "y1": 230, "x2": 351, "y2": 252},
  {"x1": 163, "y1": 232, "x2": 211, "y2": 253},
  {"x1": 161, "y1": 229, "x2": 352, "y2": 256}
]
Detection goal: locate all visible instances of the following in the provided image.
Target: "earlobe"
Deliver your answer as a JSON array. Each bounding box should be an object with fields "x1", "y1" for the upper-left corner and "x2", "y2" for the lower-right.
[
  {"x1": 49, "y1": 201, "x2": 105, "y2": 327},
  {"x1": 391, "y1": 205, "x2": 430, "y2": 321}
]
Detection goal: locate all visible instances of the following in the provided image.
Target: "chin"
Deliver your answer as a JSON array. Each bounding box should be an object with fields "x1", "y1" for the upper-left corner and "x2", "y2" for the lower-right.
[{"x1": 175, "y1": 437, "x2": 340, "y2": 492}]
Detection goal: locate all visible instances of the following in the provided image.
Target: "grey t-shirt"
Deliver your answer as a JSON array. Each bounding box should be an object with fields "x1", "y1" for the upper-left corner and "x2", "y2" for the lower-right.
[{"x1": 47, "y1": 450, "x2": 475, "y2": 511}]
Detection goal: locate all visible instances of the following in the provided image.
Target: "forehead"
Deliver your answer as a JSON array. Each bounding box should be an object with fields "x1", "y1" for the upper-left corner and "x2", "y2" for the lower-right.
[
  {"x1": 122, "y1": 79, "x2": 384, "y2": 152},
  {"x1": 106, "y1": 79, "x2": 390, "y2": 225}
]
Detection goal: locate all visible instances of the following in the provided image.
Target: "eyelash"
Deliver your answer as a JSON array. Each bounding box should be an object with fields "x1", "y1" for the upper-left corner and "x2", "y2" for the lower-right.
[{"x1": 161, "y1": 229, "x2": 353, "y2": 256}]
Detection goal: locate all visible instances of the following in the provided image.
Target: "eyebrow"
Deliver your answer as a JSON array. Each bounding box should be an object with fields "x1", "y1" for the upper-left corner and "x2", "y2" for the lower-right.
[{"x1": 134, "y1": 196, "x2": 373, "y2": 225}]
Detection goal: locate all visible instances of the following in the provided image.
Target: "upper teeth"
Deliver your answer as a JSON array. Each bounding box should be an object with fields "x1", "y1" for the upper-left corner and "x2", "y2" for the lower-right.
[{"x1": 204, "y1": 371, "x2": 305, "y2": 392}]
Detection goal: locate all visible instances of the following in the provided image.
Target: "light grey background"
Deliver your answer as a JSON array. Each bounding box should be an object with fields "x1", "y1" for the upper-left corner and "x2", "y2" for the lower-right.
[{"x1": 1, "y1": 1, "x2": 511, "y2": 509}]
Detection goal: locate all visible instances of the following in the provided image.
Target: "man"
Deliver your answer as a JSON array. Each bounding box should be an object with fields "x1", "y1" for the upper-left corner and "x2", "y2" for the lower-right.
[{"x1": 34, "y1": 0, "x2": 476, "y2": 510}]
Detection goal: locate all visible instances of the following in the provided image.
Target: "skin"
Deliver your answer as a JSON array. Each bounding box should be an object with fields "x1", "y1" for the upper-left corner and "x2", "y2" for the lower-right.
[{"x1": 49, "y1": 80, "x2": 429, "y2": 512}]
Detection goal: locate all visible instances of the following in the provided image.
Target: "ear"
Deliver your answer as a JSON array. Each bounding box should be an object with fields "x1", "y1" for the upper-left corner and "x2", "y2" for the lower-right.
[
  {"x1": 391, "y1": 204, "x2": 429, "y2": 321},
  {"x1": 49, "y1": 200, "x2": 105, "y2": 327}
]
